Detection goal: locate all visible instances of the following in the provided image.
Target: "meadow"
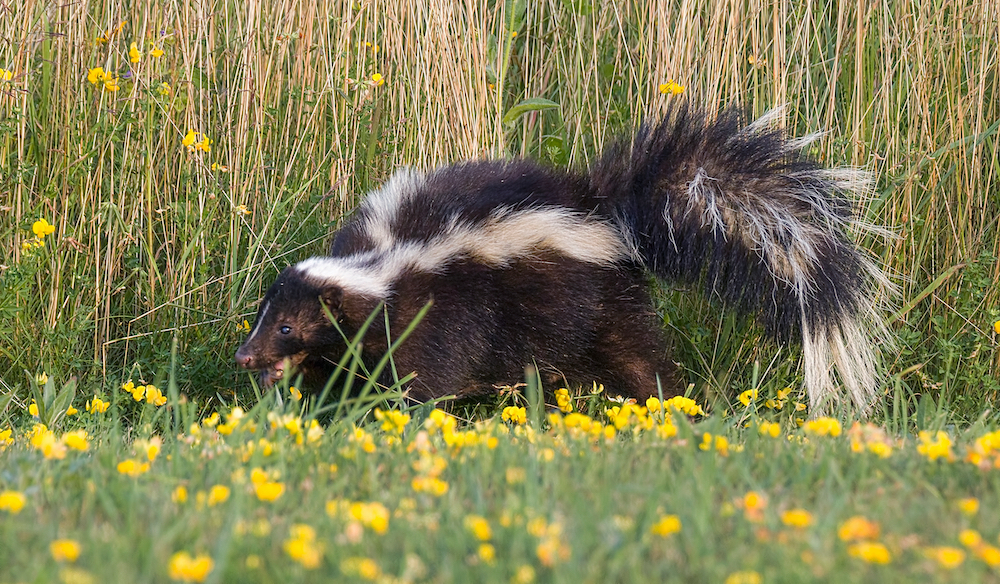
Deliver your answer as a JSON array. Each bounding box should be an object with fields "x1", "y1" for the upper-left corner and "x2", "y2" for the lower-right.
[{"x1": 1, "y1": 0, "x2": 999, "y2": 581}]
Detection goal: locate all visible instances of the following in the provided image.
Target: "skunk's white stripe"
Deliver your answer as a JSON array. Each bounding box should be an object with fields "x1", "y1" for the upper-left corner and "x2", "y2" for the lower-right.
[
  {"x1": 245, "y1": 301, "x2": 270, "y2": 343},
  {"x1": 297, "y1": 206, "x2": 628, "y2": 297},
  {"x1": 296, "y1": 257, "x2": 394, "y2": 298},
  {"x1": 360, "y1": 168, "x2": 426, "y2": 251},
  {"x1": 470, "y1": 207, "x2": 627, "y2": 266}
]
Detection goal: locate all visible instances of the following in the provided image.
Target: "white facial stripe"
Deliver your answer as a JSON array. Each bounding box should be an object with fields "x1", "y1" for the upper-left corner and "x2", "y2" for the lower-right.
[{"x1": 245, "y1": 300, "x2": 270, "y2": 343}]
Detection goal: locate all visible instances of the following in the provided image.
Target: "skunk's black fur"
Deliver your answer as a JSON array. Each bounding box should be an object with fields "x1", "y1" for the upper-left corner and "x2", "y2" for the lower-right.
[{"x1": 236, "y1": 105, "x2": 891, "y2": 412}]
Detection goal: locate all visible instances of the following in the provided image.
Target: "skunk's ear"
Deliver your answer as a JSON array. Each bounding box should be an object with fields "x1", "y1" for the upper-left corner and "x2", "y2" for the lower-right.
[{"x1": 320, "y1": 285, "x2": 343, "y2": 314}]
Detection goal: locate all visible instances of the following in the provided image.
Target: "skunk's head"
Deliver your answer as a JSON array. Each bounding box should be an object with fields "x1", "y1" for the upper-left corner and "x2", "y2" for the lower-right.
[{"x1": 235, "y1": 266, "x2": 350, "y2": 387}]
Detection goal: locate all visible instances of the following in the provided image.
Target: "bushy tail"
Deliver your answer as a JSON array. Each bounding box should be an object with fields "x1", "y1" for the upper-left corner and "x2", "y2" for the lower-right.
[{"x1": 588, "y1": 104, "x2": 893, "y2": 413}]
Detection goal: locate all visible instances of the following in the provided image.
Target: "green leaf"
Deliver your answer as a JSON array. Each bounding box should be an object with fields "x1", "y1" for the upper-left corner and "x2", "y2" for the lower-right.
[{"x1": 501, "y1": 98, "x2": 559, "y2": 126}]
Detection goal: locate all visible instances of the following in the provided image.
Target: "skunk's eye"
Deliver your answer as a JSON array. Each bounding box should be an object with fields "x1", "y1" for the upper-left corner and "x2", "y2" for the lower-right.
[{"x1": 279, "y1": 325, "x2": 292, "y2": 335}]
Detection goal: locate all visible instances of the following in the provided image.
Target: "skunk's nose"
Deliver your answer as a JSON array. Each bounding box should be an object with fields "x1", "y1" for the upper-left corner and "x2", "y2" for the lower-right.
[{"x1": 235, "y1": 346, "x2": 253, "y2": 369}]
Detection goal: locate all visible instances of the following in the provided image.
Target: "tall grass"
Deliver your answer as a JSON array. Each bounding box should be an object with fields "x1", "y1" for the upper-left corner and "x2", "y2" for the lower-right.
[{"x1": 1, "y1": 0, "x2": 997, "y2": 419}]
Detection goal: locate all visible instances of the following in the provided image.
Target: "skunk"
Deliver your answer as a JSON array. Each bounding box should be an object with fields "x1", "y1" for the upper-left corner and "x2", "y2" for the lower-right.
[{"x1": 236, "y1": 104, "x2": 891, "y2": 412}]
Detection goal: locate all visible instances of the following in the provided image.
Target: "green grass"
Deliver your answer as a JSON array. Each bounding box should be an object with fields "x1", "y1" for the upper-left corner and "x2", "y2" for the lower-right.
[
  {"x1": 4, "y1": 386, "x2": 1000, "y2": 582},
  {"x1": 1, "y1": 0, "x2": 999, "y2": 580}
]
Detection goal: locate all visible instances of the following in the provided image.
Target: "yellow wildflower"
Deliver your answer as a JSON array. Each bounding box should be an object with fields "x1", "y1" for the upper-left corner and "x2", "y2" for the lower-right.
[
  {"x1": 994, "y1": 320, "x2": 1000, "y2": 335},
  {"x1": 137, "y1": 436, "x2": 162, "y2": 461},
  {"x1": 168, "y1": 551, "x2": 214, "y2": 582},
  {"x1": 650, "y1": 514, "x2": 681, "y2": 537},
  {"x1": 958, "y1": 529, "x2": 982, "y2": 547},
  {"x1": 206, "y1": 485, "x2": 230, "y2": 506},
  {"x1": 374, "y1": 408, "x2": 410, "y2": 434},
  {"x1": 0, "y1": 428, "x2": 12, "y2": 449},
  {"x1": 740, "y1": 491, "x2": 767, "y2": 522},
  {"x1": 254, "y1": 480, "x2": 285, "y2": 502},
  {"x1": 0, "y1": 490, "x2": 27, "y2": 513},
  {"x1": 340, "y1": 557, "x2": 379, "y2": 579},
  {"x1": 86, "y1": 396, "x2": 109, "y2": 414},
  {"x1": 173, "y1": 486, "x2": 188, "y2": 503},
  {"x1": 411, "y1": 476, "x2": 449, "y2": 496},
  {"x1": 803, "y1": 417, "x2": 842, "y2": 437},
  {"x1": 50, "y1": 539, "x2": 82, "y2": 563},
  {"x1": 848, "y1": 422, "x2": 894, "y2": 457},
  {"x1": 284, "y1": 525, "x2": 323, "y2": 569},
  {"x1": 700, "y1": 433, "x2": 729, "y2": 456},
  {"x1": 28, "y1": 400, "x2": 39, "y2": 417},
  {"x1": 21, "y1": 237, "x2": 44, "y2": 251},
  {"x1": 32, "y1": 218, "x2": 55, "y2": 237},
  {"x1": 925, "y1": 546, "x2": 965, "y2": 568},
  {"x1": 758, "y1": 421, "x2": 781, "y2": 438},
  {"x1": 738, "y1": 389, "x2": 758, "y2": 407},
  {"x1": 655, "y1": 420, "x2": 678, "y2": 439},
  {"x1": 62, "y1": 430, "x2": 89, "y2": 451},
  {"x1": 663, "y1": 395, "x2": 705, "y2": 416},
  {"x1": 216, "y1": 407, "x2": 248, "y2": 435},
  {"x1": 87, "y1": 67, "x2": 106, "y2": 85},
  {"x1": 371, "y1": 73, "x2": 385, "y2": 86},
  {"x1": 181, "y1": 129, "x2": 212, "y2": 153},
  {"x1": 144, "y1": 384, "x2": 167, "y2": 406},
  {"x1": 781, "y1": 508, "x2": 813, "y2": 529},
  {"x1": 974, "y1": 544, "x2": 1000, "y2": 567},
  {"x1": 116, "y1": 459, "x2": 150, "y2": 477},
  {"x1": 867, "y1": 442, "x2": 893, "y2": 458},
  {"x1": 0, "y1": 68, "x2": 14, "y2": 82},
  {"x1": 848, "y1": 541, "x2": 891, "y2": 564},
  {"x1": 512, "y1": 565, "x2": 536, "y2": 584},
  {"x1": 348, "y1": 501, "x2": 390, "y2": 533},
  {"x1": 95, "y1": 21, "x2": 125, "y2": 45},
  {"x1": 345, "y1": 425, "x2": 376, "y2": 453},
  {"x1": 30, "y1": 424, "x2": 67, "y2": 460},
  {"x1": 838, "y1": 516, "x2": 880, "y2": 541},
  {"x1": 535, "y1": 534, "x2": 571, "y2": 567},
  {"x1": 478, "y1": 543, "x2": 496, "y2": 564},
  {"x1": 150, "y1": 44, "x2": 164, "y2": 58},
  {"x1": 658, "y1": 80, "x2": 685, "y2": 95},
  {"x1": 502, "y1": 406, "x2": 527, "y2": 425},
  {"x1": 305, "y1": 419, "x2": 324, "y2": 443},
  {"x1": 554, "y1": 388, "x2": 573, "y2": 413},
  {"x1": 425, "y1": 409, "x2": 458, "y2": 434},
  {"x1": 955, "y1": 498, "x2": 979, "y2": 516},
  {"x1": 129, "y1": 42, "x2": 142, "y2": 63},
  {"x1": 917, "y1": 430, "x2": 954, "y2": 462},
  {"x1": 103, "y1": 75, "x2": 120, "y2": 92},
  {"x1": 465, "y1": 515, "x2": 492, "y2": 541}
]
